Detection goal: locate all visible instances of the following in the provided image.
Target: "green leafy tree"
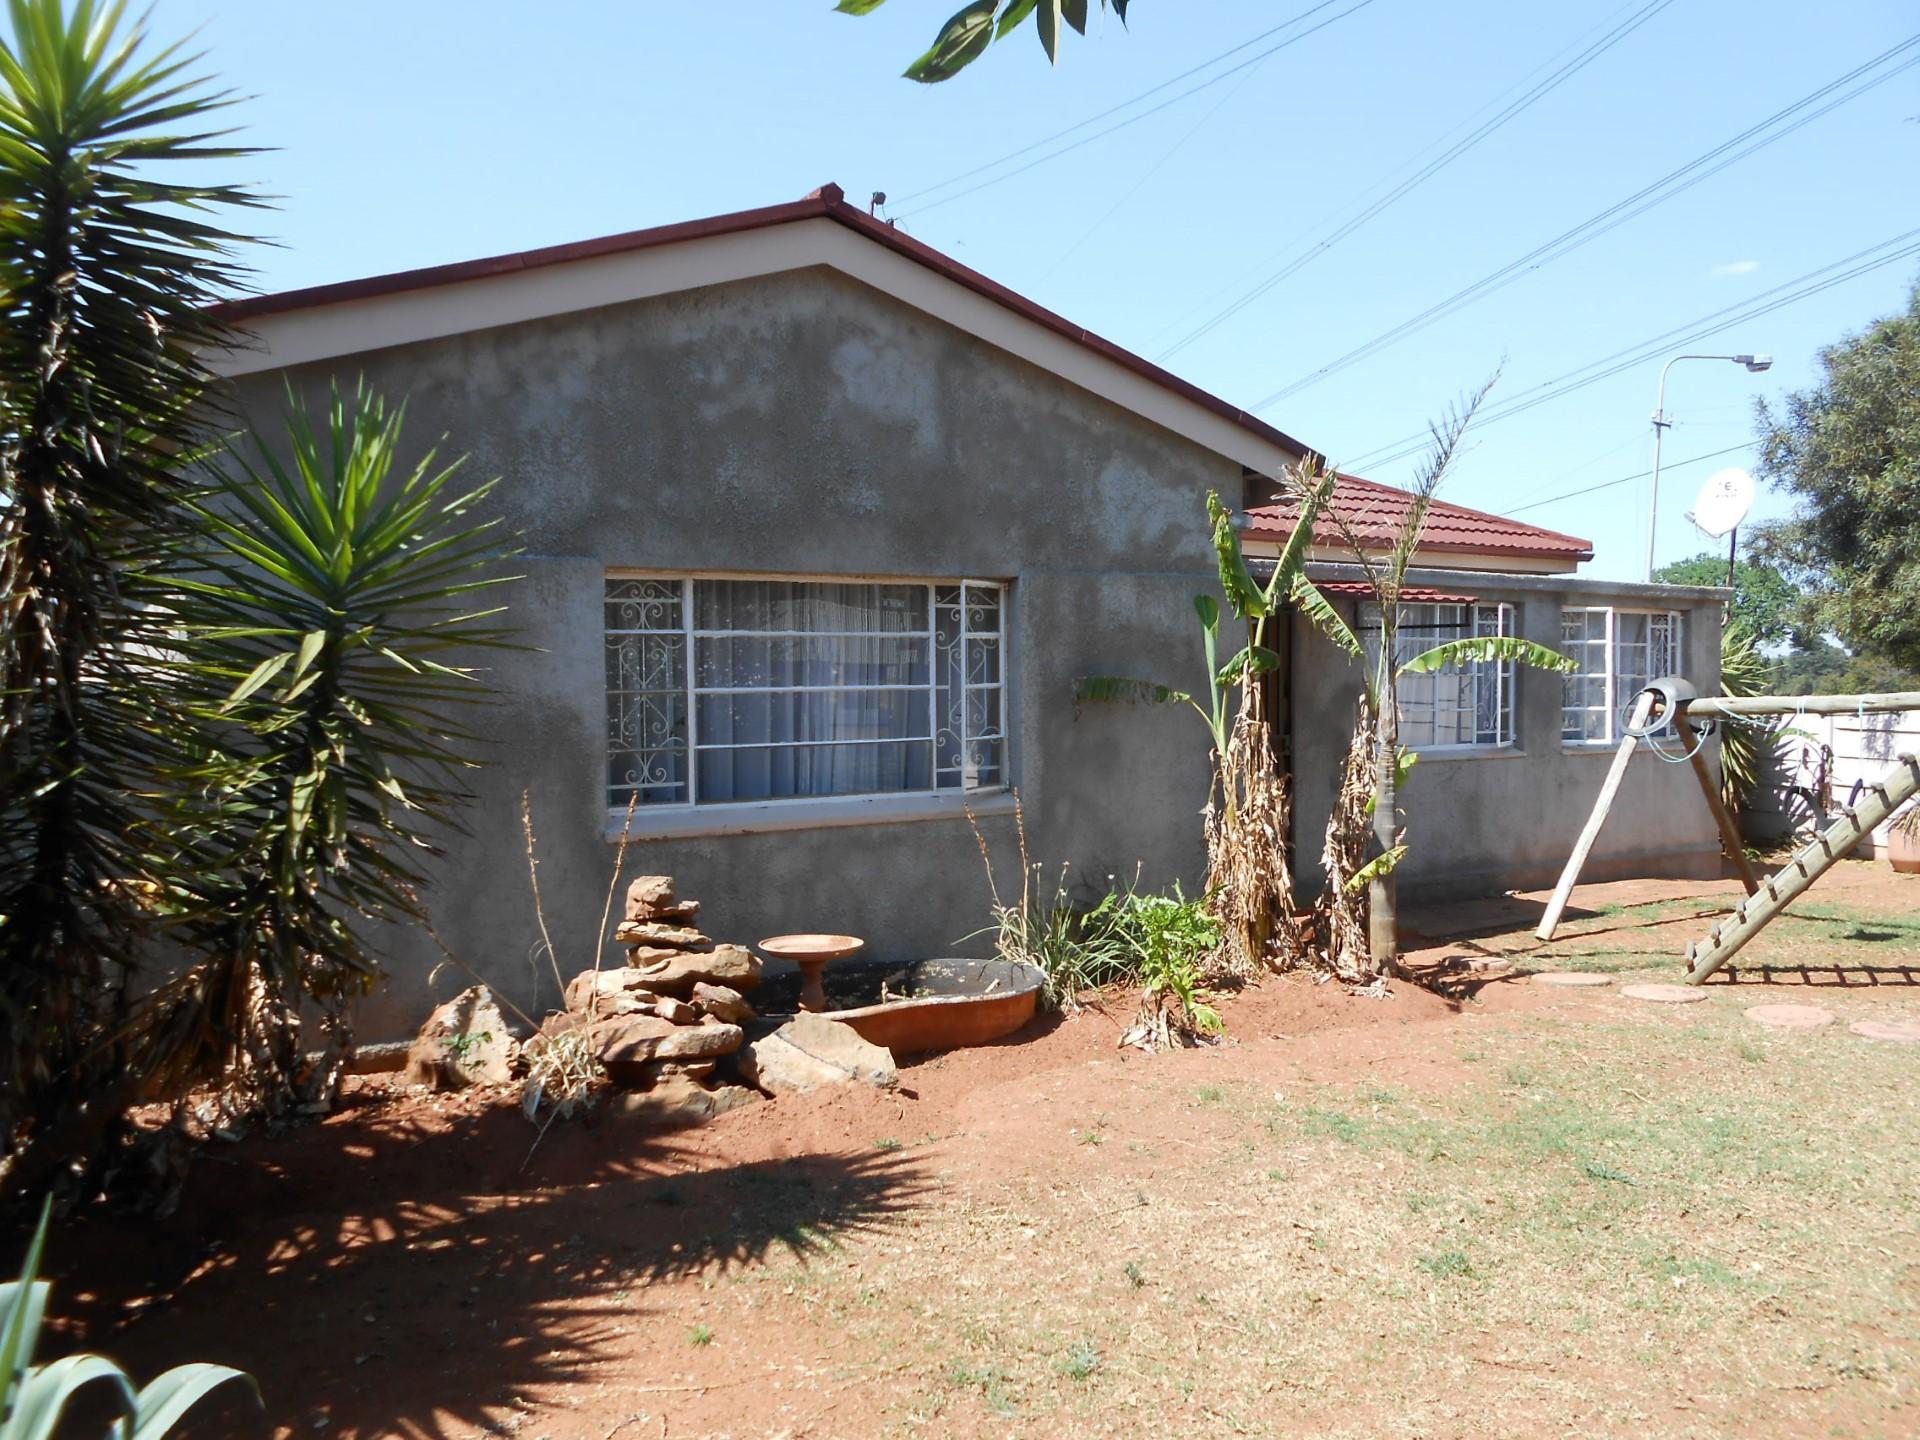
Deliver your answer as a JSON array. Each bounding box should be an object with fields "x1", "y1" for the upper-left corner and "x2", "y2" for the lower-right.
[
  {"x1": 836, "y1": 0, "x2": 1130, "y2": 82},
  {"x1": 0, "y1": 0, "x2": 261, "y2": 1193},
  {"x1": 1652, "y1": 553, "x2": 1798, "y2": 649},
  {"x1": 1753, "y1": 280, "x2": 1920, "y2": 670}
]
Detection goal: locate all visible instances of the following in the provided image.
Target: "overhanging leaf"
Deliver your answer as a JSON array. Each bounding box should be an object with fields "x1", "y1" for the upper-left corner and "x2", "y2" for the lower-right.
[
  {"x1": 1216, "y1": 645, "x2": 1283, "y2": 688},
  {"x1": 904, "y1": 0, "x2": 998, "y2": 81}
]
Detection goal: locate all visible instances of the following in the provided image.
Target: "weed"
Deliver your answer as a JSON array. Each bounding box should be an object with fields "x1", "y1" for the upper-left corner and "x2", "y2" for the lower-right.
[
  {"x1": 1055, "y1": 1340, "x2": 1102, "y2": 1381},
  {"x1": 1418, "y1": 1250, "x2": 1477, "y2": 1281},
  {"x1": 873, "y1": 1137, "x2": 903, "y2": 1152},
  {"x1": 443, "y1": 1029, "x2": 493, "y2": 1063},
  {"x1": 1195, "y1": 1085, "x2": 1224, "y2": 1104},
  {"x1": 1580, "y1": 1158, "x2": 1638, "y2": 1186},
  {"x1": 1123, "y1": 1261, "x2": 1147, "y2": 1289},
  {"x1": 1265, "y1": 1168, "x2": 1287, "y2": 1182},
  {"x1": 1303, "y1": 1107, "x2": 1366, "y2": 1144},
  {"x1": 1075, "y1": 1127, "x2": 1104, "y2": 1147},
  {"x1": 688, "y1": 1325, "x2": 713, "y2": 1347}
]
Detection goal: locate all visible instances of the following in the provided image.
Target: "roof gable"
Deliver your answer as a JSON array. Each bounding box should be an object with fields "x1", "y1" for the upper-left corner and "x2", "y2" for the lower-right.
[{"x1": 208, "y1": 184, "x2": 1314, "y2": 480}]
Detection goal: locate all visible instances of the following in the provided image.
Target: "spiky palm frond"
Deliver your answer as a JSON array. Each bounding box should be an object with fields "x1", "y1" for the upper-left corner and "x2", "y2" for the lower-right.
[
  {"x1": 0, "y1": 0, "x2": 262, "y2": 1192},
  {"x1": 131, "y1": 383, "x2": 517, "y2": 1114}
]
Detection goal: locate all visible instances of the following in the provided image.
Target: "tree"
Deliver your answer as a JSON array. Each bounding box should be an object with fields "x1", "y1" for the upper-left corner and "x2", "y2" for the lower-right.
[
  {"x1": 0, "y1": 0, "x2": 261, "y2": 1194},
  {"x1": 1652, "y1": 553, "x2": 1797, "y2": 649},
  {"x1": 836, "y1": 0, "x2": 1130, "y2": 82},
  {"x1": 1753, "y1": 280, "x2": 1920, "y2": 670}
]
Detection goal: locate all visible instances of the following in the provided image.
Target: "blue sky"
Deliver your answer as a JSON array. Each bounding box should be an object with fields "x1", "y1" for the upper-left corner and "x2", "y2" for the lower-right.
[{"x1": 184, "y1": 0, "x2": 1918, "y2": 579}]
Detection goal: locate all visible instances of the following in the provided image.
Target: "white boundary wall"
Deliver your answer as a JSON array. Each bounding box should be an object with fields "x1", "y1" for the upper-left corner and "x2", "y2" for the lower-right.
[{"x1": 1746, "y1": 709, "x2": 1920, "y2": 852}]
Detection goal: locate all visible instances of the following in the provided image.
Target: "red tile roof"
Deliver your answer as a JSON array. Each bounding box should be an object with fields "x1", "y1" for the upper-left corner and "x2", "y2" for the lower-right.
[
  {"x1": 1315, "y1": 581, "x2": 1480, "y2": 605},
  {"x1": 1244, "y1": 472, "x2": 1593, "y2": 563},
  {"x1": 207, "y1": 183, "x2": 1316, "y2": 464}
]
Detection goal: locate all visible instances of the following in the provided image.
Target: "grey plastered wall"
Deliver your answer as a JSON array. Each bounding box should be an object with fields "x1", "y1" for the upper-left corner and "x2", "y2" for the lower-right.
[
  {"x1": 1288, "y1": 568, "x2": 1728, "y2": 903},
  {"x1": 219, "y1": 267, "x2": 1232, "y2": 1040}
]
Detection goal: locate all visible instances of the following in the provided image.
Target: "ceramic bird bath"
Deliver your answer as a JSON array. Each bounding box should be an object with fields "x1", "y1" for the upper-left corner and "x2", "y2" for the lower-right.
[{"x1": 757, "y1": 933, "x2": 865, "y2": 1014}]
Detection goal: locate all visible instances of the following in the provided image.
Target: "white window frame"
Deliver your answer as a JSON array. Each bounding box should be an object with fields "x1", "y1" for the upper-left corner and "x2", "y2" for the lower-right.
[
  {"x1": 604, "y1": 572, "x2": 1009, "y2": 821},
  {"x1": 1361, "y1": 601, "x2": 1518, "y2": 753},
  {"x1": 1561, "y1": 606, "x2": 1683, "y2": 746}
]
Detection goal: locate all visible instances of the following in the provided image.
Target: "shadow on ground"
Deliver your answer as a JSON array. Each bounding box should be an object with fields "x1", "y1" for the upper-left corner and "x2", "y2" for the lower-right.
[{"x1": 39, "y1": 1095, "x2": 930, "y2": 1439}]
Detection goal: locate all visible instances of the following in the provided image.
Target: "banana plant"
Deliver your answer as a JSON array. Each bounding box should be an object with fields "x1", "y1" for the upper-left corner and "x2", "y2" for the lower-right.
[
  {"x1": 1075, "y1": 460, "x2": 1341, "y2": 759},
  {"x1": 0, "y1": 1200, "x2": 257, "y2": 1437}
]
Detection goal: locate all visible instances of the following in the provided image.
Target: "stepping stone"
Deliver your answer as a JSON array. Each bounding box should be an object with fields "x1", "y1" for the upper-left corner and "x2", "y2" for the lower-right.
[
  {"x1": 1622, "y1": 983, "x2": 1708, "y2": 1005},
  {"x1": 1744, "y1": 1003, "x2": 1835, "y2": 1031},
  {"x1": 1848, "y1": 1019, "x2": 1920, "y2": 1044},
  {"x1": 1532, "y1": 972, "x2": 1612, "y2": 988}
]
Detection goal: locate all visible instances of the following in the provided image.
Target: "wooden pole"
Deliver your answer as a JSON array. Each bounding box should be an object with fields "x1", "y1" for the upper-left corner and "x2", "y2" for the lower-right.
[
  {"x1": 1673, "y1": 712, "x2": 1760, "y2": 896},
  {"x1": 1685, "y1": 691, "x2": 1920, "y2": 719},
  {"x1": 1684, "y1": 753, "x2": 1920, "y2": 983},
  {"x1": 1535, "y1": 691, "x2": 1655, "y2": 942}
]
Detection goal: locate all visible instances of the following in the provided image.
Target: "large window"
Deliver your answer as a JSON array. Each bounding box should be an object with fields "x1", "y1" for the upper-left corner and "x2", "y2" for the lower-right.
[
  {"x1": 1361, "y1": 602, "x2": 1517, "y2": 750},
  {"x1": 605, "y1": 577, "x2": 1006, "y2": 809},
  {"x1": 1561, "y1": 607, "x2": 1682, "y2": 743}
]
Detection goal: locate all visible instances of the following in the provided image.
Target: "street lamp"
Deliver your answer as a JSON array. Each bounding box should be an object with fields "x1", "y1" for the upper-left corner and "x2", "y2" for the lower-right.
[{"x1": 1645, "y1": 352, "x2": 1772, "y2": 581}]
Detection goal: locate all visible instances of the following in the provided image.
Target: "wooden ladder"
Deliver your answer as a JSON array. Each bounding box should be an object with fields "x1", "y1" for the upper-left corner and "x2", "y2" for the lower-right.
[{"x1": 1683, "y1": 752, "x2": 1920, "y2": 984}]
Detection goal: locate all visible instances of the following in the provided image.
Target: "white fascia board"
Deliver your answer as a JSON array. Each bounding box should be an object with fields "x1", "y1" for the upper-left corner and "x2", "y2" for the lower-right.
[{"x1": 210, "y1": 218, "x2": 1305, "y2": 480}]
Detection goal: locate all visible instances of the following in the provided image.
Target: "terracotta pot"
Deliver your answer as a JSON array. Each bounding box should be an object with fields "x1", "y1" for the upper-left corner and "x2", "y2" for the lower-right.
[{"x1": 1888, "y1": 816, "x2": 1920, "y2": 874}]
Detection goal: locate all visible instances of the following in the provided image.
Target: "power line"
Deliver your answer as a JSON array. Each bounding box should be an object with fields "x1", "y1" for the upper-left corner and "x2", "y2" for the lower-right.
[
  {"x1": 1251, "y1": 34, "x2": 1920, "y2": 410},
  {"x1": 896, "y1": 0, "x2": 1376, "y2": 219},
  {"x1": 1500, "y1": 441, "x2": 1757, "y2": 517},
  {"x1": 1155, "y1": 0, "x2": 1675, "y2": 362},
  {"x1": 1342, "y1": 226, "x2": 1920, "y2": 473},
  {"x1": 893, "y1": 1, "x2": 1353, "y2": 208}
]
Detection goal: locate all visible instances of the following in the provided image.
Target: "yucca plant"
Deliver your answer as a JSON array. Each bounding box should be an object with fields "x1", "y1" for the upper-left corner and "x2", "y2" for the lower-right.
[
  {"x1": 131, "y1": 383, "x2": 517, "y2": 1121},
  {"x1": 1715, "y1": 617, "x2": 1774, "y2": 820},
  {"x1": 0, "y1": 1200, "x2": 256, "y2": 1435},
  {"x1": 0, "y1": 0, "x2": 262, "y2": 1194}
]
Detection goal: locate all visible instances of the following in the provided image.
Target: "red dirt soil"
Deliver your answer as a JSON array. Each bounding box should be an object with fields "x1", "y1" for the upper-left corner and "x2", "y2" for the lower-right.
[{"x1": 27, "y1": 864, "x2": 1917, "y2": 1439}]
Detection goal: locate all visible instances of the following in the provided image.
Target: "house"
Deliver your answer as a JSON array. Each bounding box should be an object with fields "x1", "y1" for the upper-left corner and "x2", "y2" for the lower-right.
[{"x1": 210, "y1": 185, "x2": 1727, "y2": 1037}]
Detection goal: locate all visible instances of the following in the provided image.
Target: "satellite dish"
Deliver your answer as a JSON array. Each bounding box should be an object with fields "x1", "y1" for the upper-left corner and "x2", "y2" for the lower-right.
[{"x1": 1688, "y1": 467, "x2": 1754, "y2": 539}]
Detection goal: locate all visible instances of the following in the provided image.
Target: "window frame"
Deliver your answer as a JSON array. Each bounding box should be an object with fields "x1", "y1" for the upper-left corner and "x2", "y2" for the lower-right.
[
  {"x1": 1360, "y1": 600, "x2": 1520, "y2": 754},
  {"x1": 1560, "y1": 605, "x2": 1684, "y2": 747},
  {"x1": 604, "y1": 571, "x2": 1010, "y2": 819}
]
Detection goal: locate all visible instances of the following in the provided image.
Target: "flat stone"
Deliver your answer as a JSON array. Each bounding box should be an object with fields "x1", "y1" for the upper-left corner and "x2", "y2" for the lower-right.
[
  {"x1": 690, "y1": 982, "x2": 756, "y2": 1023},
  {"x1": 1622, "y1": 983, "x2": 1709, "y2": 1005},
  {"x1": 1531, "y1": 972, "x2": 1612, "y2": 988},
  {"x1": 625, "y1": 943, "x2": 712, "y2": 966},
  {"x1": 606, "y1": 1075, "x2": 718, "y2": 1131},
  {"x1": 403, "y1": 986, "x2": 518, "y2": 1089},
  {"x1": 1849, "y1": 1018, "x2": 1920, "y2": 1044},
  {"x1": 652, "y1": 995, "x2": 700, "y2": 1025},
  {"x1": 616, "y1": 920, "x2": 711, "y2": 949},
  {"x1": 607, "y1": 1015, "x2": 742, "y2": 1063},
  {"x1": 1744, "y1": 1003, "x2": 1836, "y2": 1031},
  {"x1": 736, "y1": 1013, "x2": 896, "y2": 1096},
  {"x1": 564, "y1": 968, "x2": 660, "y2": 1018},
  {"x1": 626, "y1": 944, "x2": 763, "y2": 996}
]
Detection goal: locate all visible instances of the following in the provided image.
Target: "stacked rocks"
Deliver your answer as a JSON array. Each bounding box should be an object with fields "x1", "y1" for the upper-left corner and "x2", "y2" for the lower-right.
[{"x1": 539, "y1": 875, "x2": 766, "y2": 1121}]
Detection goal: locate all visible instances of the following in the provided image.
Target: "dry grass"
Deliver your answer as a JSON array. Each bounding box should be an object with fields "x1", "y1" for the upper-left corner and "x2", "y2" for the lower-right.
[{"x1": 667, "y1": 887, "x2": 1920, "y2": 1438}]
